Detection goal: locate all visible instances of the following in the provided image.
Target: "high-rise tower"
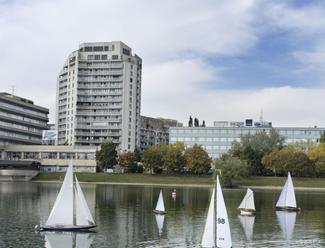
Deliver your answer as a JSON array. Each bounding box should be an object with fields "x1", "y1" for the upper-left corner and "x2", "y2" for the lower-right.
[{"x1": 56, "y1": 42, "x2": 142, "y2": 151}]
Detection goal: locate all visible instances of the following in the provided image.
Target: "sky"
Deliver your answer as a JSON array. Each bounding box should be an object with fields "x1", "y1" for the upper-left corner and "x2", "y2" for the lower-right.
[{"x1": 1, "y1": 0, "x2": 325, "y2": 127}]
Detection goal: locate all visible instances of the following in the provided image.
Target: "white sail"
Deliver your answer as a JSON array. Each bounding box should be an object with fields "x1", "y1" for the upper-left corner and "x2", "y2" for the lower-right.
[
  {"x1": 216, "y1": 175, "x2": 232, "y2": 248},
  {"x1": 46, "y1": 163, "x2": 74, "y2": 226},
  {"x1": 276, "y1": 172, "x2": 297, "y2": 208},
  {"x1": 75, "y1": 177, "x2": 95, "y2": 226},
  {"x1": 276, "y1": 211, "x2": 296, "y2": 240},
  {"x1": 155, "y1": 190, "x2": 165, "y2": 212},
  {"x1": 45, "y1": 233, "x2": 73, "y2": 248},
  {"x1": 201, "y1": 188, "x2": 215, "y2": 248},
  {"x1": 75, "y1": 233, "x2": 95, "y2": 248},
  {"x1": 238, "y1": 188, "x2": 255, "y2": 211},
  {"x1": 238, "y1": 215, "x2": 255, "y2": 240},
  {"x1": 155, "y1": 213, "x2": 165, "y2": 236}
]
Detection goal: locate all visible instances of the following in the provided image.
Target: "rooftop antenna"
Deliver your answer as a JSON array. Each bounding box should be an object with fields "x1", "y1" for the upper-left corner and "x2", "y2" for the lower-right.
[
  {"x1": 259, "y1": 109, "x2": 264, "y2": 123},
  {"x1": 11, "y1": 85, "x2": 15, "y2": 95}
]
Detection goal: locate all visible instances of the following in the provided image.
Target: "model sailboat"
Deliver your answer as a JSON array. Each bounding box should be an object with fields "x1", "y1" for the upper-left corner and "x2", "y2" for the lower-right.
[
  {"x1": 238, "y1": 188, "x2": 255, "y2": 216},
  {"x1": 201, "y1": 175, "x2": 232, "y2": 248},
  {"x1": 40, "y1": 163, "x2": 96, "y2": 231},
  {"x1": 276, "y1": 172, "x2": 300, "y2": 211},
  {"x1": 153, "y1": 190, "x2": 166, "y2": 214}
]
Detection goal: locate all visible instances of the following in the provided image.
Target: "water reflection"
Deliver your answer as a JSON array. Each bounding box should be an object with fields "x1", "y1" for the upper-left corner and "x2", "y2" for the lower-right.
[
  {"x1": 44, "y1": 232, "x2": 94, "y2": 248},
  {"x1": 276, "y1": 211, "x2": 297, "y2": 241},
  {"x1": 1, "y1": 183, "x2": 325, "y2": 247},
  {"x1": 238, "y1": 215, "x2": 255, "y2": 240},
  {"x1": 155, "y1": 214, "x2": 165, "y2": 236}
]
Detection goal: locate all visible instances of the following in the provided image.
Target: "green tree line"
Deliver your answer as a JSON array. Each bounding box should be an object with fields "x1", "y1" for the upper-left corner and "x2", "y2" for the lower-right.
[{"x1": 96, "y1": 141, "x2": 212, "y2": 175}]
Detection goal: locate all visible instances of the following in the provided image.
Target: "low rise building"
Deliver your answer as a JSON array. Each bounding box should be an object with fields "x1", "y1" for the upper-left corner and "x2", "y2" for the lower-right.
[
  {"x1": 0, "y1": 145, "x2": 98, "y2": 172},
  {"x1": 170, "y1": 120, "x2": 325, "y2": 159},
  {"x1": 0, "y1": 92, "x2": 49, "y2": 145},
  {"x1": 139, "y1": 116, "x2": 182, "y2": 151}
]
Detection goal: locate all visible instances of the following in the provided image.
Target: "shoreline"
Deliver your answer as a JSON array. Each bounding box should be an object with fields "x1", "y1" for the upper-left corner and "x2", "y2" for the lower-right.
[
  {"x1": 238, "y1": 185, "x2": 325, "y2": 191},
  {"x1": 32, "y1": 180, "x2": 213, "y2": 188},
  {"x1": 32, "y1": 180, "x2": 325, "y2": 191}
]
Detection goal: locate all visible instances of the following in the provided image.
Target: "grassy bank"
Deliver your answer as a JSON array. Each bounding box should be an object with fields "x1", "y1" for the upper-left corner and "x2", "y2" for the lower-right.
[
  {"x1": 235, "y1": 176, "x2": 325, "y2": 189},
  {"x1": 33, "y1": 173, "x2": 325, "y2": 189},
  {"x1": 33, "y1": 172, "x2": 214, "y2": 186}
]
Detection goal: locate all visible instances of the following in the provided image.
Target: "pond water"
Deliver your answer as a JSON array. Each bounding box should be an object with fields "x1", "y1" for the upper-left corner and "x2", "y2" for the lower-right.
[{"x1": 0, "y1": 181, "x2": 324, "y2": 247}]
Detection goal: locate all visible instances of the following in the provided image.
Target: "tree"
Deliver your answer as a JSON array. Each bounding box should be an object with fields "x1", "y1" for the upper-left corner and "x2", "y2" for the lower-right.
[
  {"x1": 229, "y1": 129, "x2": 285, "y2": 175},
  {"x1": 308, "y1": 144, "x2": 325, "y2": 176},
  {"x1": 215, "y1": 156, "x2": 249, "y2": 187},
  {"x1": 96, "y1": 142, "x2": 118, "y2": 171},
  {"x1": 133, "y1": 147, "x2": 142, "y2": 162},
  {"x1": 162, "y1": 142, "x2": 185, "y2": 174},
  {"x1": 188, "y1": 116, "x2": 193, "y2": 127},
  {"x1": 201, "y1": 120, "x2": 206, "y2": 127},
  {"x1": 118, "y1": 151, "x2": 137, "y2": 173},
  {"x1": 262, "y1": 144, "x2": 315, "y2": 177},
  {"x1": 185, "y1": 144, "x2": 212, "y2": 174},
  {"x1": 142, "y1": 146, "x2": 165, "y2": 174},
  {"x1": 320, "y1": 132, "x2": 325, "y2": 143},
  {"x1": 194, "y1": 118, "x2": 199, "y2": 127}
]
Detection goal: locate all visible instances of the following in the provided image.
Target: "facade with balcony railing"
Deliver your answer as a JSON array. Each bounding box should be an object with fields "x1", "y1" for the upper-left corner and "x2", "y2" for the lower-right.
[
  {"x1": 56, "y1": 42, "x2": 142, "y2": 151},
  {"x1": 0, "y1": 93, "x2": 49, "y2": 145}
]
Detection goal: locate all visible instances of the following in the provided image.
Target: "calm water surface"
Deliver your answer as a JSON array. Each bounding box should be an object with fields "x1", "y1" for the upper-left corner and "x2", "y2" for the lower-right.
[{"x1": 0, "y1": 182, "x2": 325, "y2": 247}]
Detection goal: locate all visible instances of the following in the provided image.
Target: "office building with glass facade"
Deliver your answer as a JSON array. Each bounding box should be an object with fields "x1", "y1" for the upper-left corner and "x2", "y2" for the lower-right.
[{"x1": 170, "y1": 125, "x2": 325, "y2": 159}]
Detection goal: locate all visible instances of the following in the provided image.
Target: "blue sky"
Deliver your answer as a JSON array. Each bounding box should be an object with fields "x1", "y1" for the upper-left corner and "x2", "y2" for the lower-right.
[{"x1": 0, "y1": 0, "x2": 325, "y2": 126}]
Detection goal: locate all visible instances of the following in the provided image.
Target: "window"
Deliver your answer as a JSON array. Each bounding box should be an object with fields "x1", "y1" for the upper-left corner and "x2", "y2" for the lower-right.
[
  {"x1": 41, "y1": 152, "x2": 57, "y2": 159},
  {"x1": 112, "y1": 55, "x2": 119, "y2": 60},
  {"x1": 87, "y1": 55, "x2": 94, "y2": 60},
  {"x1": 101, "y1": 55, "x2": 107, "y2": 60},
  {"x1": 84, "y1": 46, "x2": 93, "y2": 52},
  {"x1": 122, "y1": 48, "x2": 130, "y2": 56},
  {"x1": 94, "y1": 55, "x2": 100, "y2": 60},
  {"x1": 104, "y1": 46, "x2": 109, "y2": 51},
  {"x1": 93, "y1": 46, "x2": 103, "y2": 51}
]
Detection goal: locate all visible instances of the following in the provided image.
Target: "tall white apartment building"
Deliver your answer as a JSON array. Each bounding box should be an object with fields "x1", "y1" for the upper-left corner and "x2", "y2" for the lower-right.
[{"x1": 56, "y1": 42, "x2": 142, "y2": 151}]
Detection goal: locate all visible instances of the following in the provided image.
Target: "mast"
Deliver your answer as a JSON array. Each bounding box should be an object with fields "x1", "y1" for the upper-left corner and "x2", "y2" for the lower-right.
[{"x1": 214, "y1": 175, "x2": 217, "y2": 246}]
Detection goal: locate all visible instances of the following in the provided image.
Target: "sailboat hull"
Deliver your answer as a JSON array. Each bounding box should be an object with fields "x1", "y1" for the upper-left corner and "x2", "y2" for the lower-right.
[
  {"x1": 40, "y1": 225, "x2": 97, "y2": 232},
  {"x1": 153, "y1": 210, "x2": 166, "y2": 215},
  {"x1": 240, "y1": 209, "x2": 255, "y2": 216},
  {"x1": 276, "y1": 206, "x2": 300, "y2": 212}
]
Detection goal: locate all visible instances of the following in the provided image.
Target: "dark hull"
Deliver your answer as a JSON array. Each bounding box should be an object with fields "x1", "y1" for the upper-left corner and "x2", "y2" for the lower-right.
[
  {"x1": 153, "y1": 210, "x2": 166, "y2": 215},
  {"x1": 40, "y1": 225, "x2": 97, "y2": 232},
  {"x1": 276, "y1": 206, "x2": 300, "y2": 212}
]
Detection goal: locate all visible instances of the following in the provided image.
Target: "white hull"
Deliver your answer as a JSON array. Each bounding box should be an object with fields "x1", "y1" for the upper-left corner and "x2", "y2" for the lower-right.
[{"x1": 240, "y1": 209, "x2": 255, "y2": 216}]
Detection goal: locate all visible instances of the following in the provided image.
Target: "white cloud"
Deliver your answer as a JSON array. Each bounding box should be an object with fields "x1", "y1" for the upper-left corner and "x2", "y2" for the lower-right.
[
  {"x1": 0, "y1": 0, "x2": 325, "y2": 127},
  {"x1": 142, "y1": 59, "x2": 325, "y2": 127}
]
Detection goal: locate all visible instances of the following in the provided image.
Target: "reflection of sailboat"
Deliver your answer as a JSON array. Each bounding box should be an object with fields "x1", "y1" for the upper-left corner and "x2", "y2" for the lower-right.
[
  {"x1": 201, "y1": 175, "x2": 232, "y2": 248},
  {"x1": 238, "y1": 188, "x2": 255, "y2": 216},
  {"x1": 153, "y1": 190, "x2": 166, "y2": 214},
  {"x1": 44, "y1": 232, "x2": 94, "y2": 248},
  {"x1": 238, "y1": 215, "x2": 255, "y2": 240},
  {"x1": 276, "y1": 172, "x2": 300, "y2": 211},
  {"x1": 40, "y1": 163, "x2": 96, "y2": 231},
  {"x1": 155, "y1": 213, "x2": 165, "y2": 236},
  {"x1": 276, "y1": 211, "x2": 297, "y2": 240}
]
